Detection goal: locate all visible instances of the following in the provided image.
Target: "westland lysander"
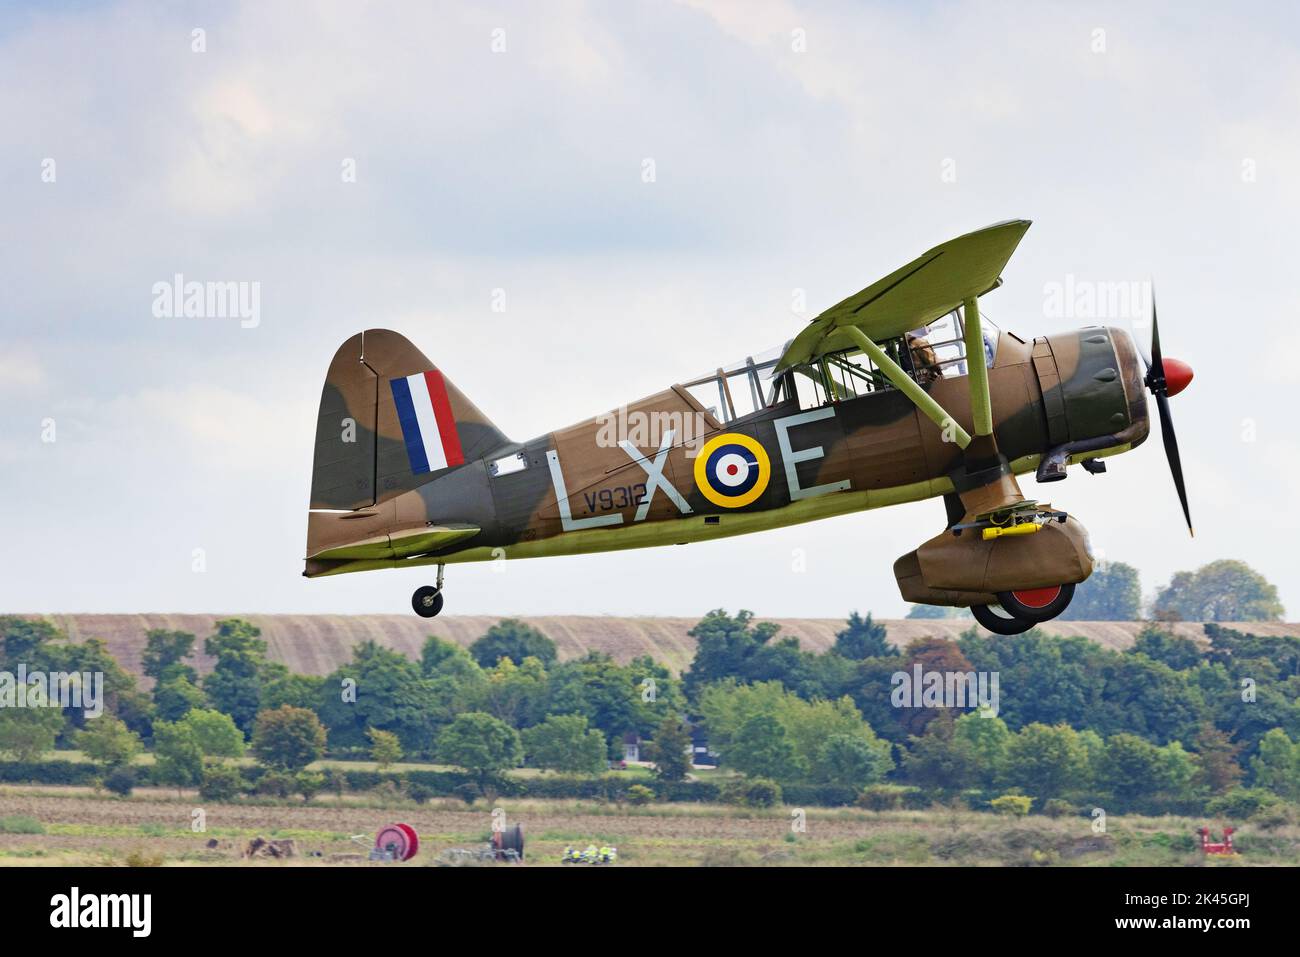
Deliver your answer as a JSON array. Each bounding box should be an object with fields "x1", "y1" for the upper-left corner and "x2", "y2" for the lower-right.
[{"x1": 304, "y1": 221, "x2": 1193, "y2": 634}]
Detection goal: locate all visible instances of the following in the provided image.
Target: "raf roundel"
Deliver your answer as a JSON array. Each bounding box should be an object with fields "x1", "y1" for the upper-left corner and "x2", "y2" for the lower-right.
[{"x1": 694, "y1": 433, "x2": 771, "y2": 508}]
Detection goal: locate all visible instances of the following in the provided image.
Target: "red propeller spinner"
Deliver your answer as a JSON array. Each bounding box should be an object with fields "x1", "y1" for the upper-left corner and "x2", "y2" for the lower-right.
[{"x1": 1161, "y1": 357, "x2": 1193, "y2": 397}]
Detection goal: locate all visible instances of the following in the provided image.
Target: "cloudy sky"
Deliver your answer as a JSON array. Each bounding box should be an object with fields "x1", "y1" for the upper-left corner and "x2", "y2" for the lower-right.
[{"x1": 2, "y1": 1, "x2": 1297, "y2": 619}]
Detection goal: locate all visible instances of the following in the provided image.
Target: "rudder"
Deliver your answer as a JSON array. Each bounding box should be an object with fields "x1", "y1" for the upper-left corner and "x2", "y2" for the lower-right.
[{"x1": 309, "y1": 329, "x2": 510, "y2": 510}]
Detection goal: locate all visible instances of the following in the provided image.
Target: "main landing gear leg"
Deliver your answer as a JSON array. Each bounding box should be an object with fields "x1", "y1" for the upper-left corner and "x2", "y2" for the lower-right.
[{"x1": 411, "y1": 564, "x2": 446, "y2": 618}]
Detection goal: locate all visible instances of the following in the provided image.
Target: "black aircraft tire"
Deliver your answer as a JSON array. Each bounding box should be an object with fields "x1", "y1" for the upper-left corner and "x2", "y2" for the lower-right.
[
  {"x1": 971, "y1": 603, "x2": 1036, "y2": 635},
  {"x1": 994, "y1": 583, "x2": 1076, "y2": 623},
  {"x1": 412, "y1": 586, "x2": 444, "y2": 618}
]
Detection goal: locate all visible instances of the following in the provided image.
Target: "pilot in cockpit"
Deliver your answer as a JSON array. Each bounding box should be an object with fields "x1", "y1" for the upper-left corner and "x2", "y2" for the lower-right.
[{"x1": 906, "y1": 331, "x2": 941, "y2": 385}]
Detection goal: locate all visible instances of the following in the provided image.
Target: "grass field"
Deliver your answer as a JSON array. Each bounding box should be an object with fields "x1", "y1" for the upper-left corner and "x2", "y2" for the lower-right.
[{"x1": 1, "y1": 784, "x2": 1293, "y2": 867}]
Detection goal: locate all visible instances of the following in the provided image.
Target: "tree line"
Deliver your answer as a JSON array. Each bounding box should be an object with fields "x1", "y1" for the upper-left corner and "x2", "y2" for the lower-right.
[{"x1": 0, "y1": 554, "x2": 1295, "y2": 816}]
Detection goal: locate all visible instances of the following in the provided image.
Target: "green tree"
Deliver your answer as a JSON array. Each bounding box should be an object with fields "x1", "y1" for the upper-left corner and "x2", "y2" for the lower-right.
[
  {"x1": 77, "y1": 716, "x2": 142, "y2": 770},
  {"x1": 1191, "y1": 724, "x2": 1244, "y2": 795},
  {"x1": 1204, "y1": 623, "x2": 1300, "y2": 677},
  {"x1": 317, "y1": 641, "x2": 438, "y2": 752},
  {"x1": 59, "y1": 638, "x2": 154, "y2": 736},
  {"x1": 152, "y1": 676, "x2": 206, "y2": 722},
  {"x1": 698, "y1": 680, "x2": 891, "y2": 782},
  {"x1": 682, "y1": 609, "x2": 848, "y2": 701},
  {"x1": 816, "y1": 733, "x2": 891, "y2": 789},
  {"x1": 252, "y1": 706, "x2": 327, "y2": 772},
  {"x1": 367, "y1": 727, "x2": 403, "y2": 769},
  {"x1": 181, "y1": 708, "x2": 245, "y2": 759},
  {"x1": 262, "y1": 673, "x2": 327, "y2": 711},
  {"x1": 0, "y1": 616, "x2": 65, "y2": 671},
  {"x1": 953, "y1": 711, "x2": 1011, "y2": 789},
  {"x1": 801, "y1": 703, "x2": 892, "y2": 784},
  {"x1": 474, "y1": 656, "x2": 549, "y2": 729},
  {"x1": 203, "y1": 619, "x2": 285, "y2": 735},
  {"x1": 420, "y1": 635, "x2": 466, "y2": 673},
  {"x1": 643, "y1": 714, "x2": 692, "y2": 782},
  {"x1": 521, "y1": 714, "x2": 606, "y2": 774},
  {"x1": 419, "y1": 636, "x2": 488, "y2": 724},
  {"x1": 1157, "y1": 741, "x2": 1197, "y2": 805},
  {"x1": 1130, "y1": 626, "x2": 1202, "y2": 670},
  {"x1": 468, "y1": 619, "x2": 557, "y2": 669},
  {"x1": 833, "y1": 612, "x2": 894, "y2": 659},
  {"x1": 956, "y1": 631, "x2": 1107, "y2": 732},
  {"x1": 1058, "y1": 561, "x2": 1141, "y2": 620},
  {"x1": 696, "y1": 680, "x2": 790, "y2": 750},
  {"x1": 1000, "y1": 723, "x2": 1091, "y2": 801},
  {"x1": 1099, "y1": 733, "x2": 1169, "y2": 807},
  {"x1": 729, "y1": 714, "x2": 796, "y2": 780},
  {"x1": 152, "y1": 719, "x2": 204, "y2": 793},
  {"x1": 626, "y1": 655, "x2": 688, "y2": 724},
  {"x1": 1093, "y1": 653, "x2": 1205, "y2": 745},
  {"x1": 199, "y1": 763, "x2": 244, "y2": 802},
  {"x1": 892, "y1": 637, "x2": 977, "y2": 737},
  {"x1": 296, "y1": 769, "x2": 326, "y2": 803},
  {"x1": 543, "y1": 653, "x2": 645, "y2": 751},
  {"x1": 141, "y1": 629, "x2": 197, "y2": 684},
  {"x1": 850, "y1": 656, "x2": 914, "y2": 745},
  {"x1": 682, "y1": 609, "x2": 781, "y2": 699},
  {"x1": 0, "y1": 707, "x2": 64, "y2": 761},
  {"x1": 902, "y1": 713, "x2": 977, "y2": 794},
  {"x1": 1153, "y1": 560, "x2": 1284, "y2": 622},
  {"x1": 1250, "y1": 728, "x2": 1299, "y2": 800},
  {"x1": 436, "y1": 712, "x2": 522, "y2": 790}
]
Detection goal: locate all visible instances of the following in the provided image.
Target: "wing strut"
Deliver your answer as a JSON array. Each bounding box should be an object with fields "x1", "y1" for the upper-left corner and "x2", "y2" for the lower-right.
[
  {"x1": 840, "y1": 325, "x2": 972, "y2": 448},
  {"x1": 962, "y1": 296, "x2": 994, "y2": 438}
]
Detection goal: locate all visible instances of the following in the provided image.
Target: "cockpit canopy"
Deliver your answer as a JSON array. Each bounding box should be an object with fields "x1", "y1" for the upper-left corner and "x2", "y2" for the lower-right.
[{"x1": 679, "y1": 310, "x2": 1002, "y2": 424}]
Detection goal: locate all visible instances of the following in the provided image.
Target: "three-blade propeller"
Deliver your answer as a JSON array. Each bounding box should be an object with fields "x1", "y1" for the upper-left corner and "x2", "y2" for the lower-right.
[{"x1": 1140, "y1": 292, "x2": 1194, "y2": 537}]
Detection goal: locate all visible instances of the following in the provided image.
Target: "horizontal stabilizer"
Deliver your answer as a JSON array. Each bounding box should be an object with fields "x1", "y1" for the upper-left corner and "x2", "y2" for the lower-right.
[{"x1": 307, "y1": 524, "x2": 481, "y2": 562}]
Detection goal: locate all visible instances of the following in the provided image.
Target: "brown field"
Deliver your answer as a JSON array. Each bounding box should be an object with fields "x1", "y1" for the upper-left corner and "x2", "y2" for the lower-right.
[
  {"x1": 18, "y1": 613, "x2": 1300, "y2": 679},
  {"x1": 1, "y1": 785, "x2": 1294, "y2": 867}
]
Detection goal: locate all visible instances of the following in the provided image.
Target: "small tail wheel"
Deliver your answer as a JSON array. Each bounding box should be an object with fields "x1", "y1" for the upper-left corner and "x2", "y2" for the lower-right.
[
  {"x1": 995, "y1": 583, "x2": 1075, "y2": 622},
  {"x1": 971, "y1": 602, "x2": 1036, "y2": 635},
  {"x1": 412, "y1": 585, "x2": 444, "y2": 618}
]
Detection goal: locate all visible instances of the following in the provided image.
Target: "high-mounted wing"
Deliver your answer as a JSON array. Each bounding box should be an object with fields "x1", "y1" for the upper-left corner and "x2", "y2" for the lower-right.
[{"x1": 775, "y1": 219, "x2": 1031, "y2": 372}]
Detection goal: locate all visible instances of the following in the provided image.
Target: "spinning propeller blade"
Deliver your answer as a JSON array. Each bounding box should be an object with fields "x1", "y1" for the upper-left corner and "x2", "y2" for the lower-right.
[{"x1": 1141, "y1": 291, "x2": 1193, "y2": 536}]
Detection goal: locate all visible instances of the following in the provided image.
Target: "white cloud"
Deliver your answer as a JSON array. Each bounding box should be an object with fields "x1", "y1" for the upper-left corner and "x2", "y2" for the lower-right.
[{"x1": 0, "y1": 351, "x2": 45, "y2": 391}]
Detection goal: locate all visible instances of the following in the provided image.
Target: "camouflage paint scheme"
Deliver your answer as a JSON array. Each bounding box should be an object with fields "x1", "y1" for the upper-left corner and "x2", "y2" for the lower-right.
[{"x1": 304, "y1": 221, "x2": 1151, "y2": 606}]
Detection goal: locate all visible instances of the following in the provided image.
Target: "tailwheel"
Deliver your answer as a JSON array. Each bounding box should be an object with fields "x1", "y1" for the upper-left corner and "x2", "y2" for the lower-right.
[
  {"x1": 971, "y1": 602, "x2": 1036, "y2": 635},
  {"x1": 411, "y1": 585, "x2": 444, "y2": 618},
  {"x1": 995, "y1": 583, "x2": 1075, "y2": 623}
]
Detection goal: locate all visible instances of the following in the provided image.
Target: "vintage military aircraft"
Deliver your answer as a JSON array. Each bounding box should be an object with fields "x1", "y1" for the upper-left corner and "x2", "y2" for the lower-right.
[{"x1": 304, "y1": 220, "x2": 1193, "y2": 634}]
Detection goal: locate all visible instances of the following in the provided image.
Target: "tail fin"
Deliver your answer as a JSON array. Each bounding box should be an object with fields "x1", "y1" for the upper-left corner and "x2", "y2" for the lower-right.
[{"x1": 309, "y1": 329, "x2": 510, "y2": 510}]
